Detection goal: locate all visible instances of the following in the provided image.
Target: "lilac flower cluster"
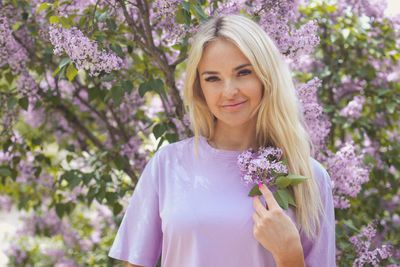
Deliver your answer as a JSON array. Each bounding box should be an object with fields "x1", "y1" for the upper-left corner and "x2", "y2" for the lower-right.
[
  {"x1": 206, "y1": 0, "x2": 320, "y2": 62},
  {"x1": 333, "y1": 76, "x2": 366, "y2": 103},
  {"x1": 237, "y1": 147, "x2": 288, "y2": 186},
  {"x1": 16, "y1": 71, "x2": 40, "y2": 105},
  {"x1": 340, "y1": 95, "x2": 365, "y2": 120},
  {"x1": 0, "y1": 14, "x2": 28, "y2": 74},
  {"x1": 349, "y1": 221, "x2": 393, "y2": 267},
  {"x1": 9, "y1": 243, "x2": 27, "y2": 265},
  {"x1": 120, "y1": 136, "x2": 148, "y2": 173},
  {"x1": 0, "y1": 194, "x2": 12, "y2": 212},
  {"x1": 296, "y1": 77, "x2": 331, "y2": 156},
  {"x1": 153, "y1": 0, "x2": 187, "y2": 44},
  {"x1": 48, "y1": 24, "x2": 123, "y2": 76},
  {"x1": 326, "y1": 141, "x2": 371, "y2": 209}
]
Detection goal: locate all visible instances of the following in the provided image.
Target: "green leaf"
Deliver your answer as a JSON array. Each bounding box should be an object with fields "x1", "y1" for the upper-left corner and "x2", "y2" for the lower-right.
[
  {"x1": 343, "y1": 219, "x2": 359, "y2": 232},
  {"x1": 273, "y1": 190, "x2": 286, "y2": 209},
  {"x1": 165, "y1": 133, "x2": 179, "y2": 143},
  {"x1": 7, "y1": 97, "x2": 18, "y2": 109},
  {"x1": 387, "y1": 103, "x2": 396, "y2": 114},
  {"x1": 101, "y1": 74, "x2": 115, "y2": 82},
  {"x1": 114, "y1": 155, "x2": 127, "y2": 170},
  {"x1": 193, "y1": 5, "x2": 207, "y2": 21},
  {"x1": 66, "y1": 64, "x2": 78, "y2": 82},
  {"x1": 156, "y1": 136, "x2": 166, "y2": 151},
  {"x1": 153, "y1": 124, "x2": 166, "y2": 139},
  {"x1": 88, "y1": 87, "x2": 99, "y2": 102},
  {"x1": 37, "y1": 3, "x2": 52, "y2": 13},
  {"x1": 98, "y1": 10, "x2": 108, "y2": 21},
  {"x1": 66, "y1": 154, "x2": 73, "y2": 163},
  {"x1": 110, "y1": 43, "x2": 124, "y2": 59},
  {"x1": 82, "y1": 173, "x2": 92, "y2": 185},
  {"x1": 59, "y1": 57, "x2": 70, "y2": 69},
  {"x1": 286, "y1": 174, "x2": 309, "y2": 186},
  {"x1": 325, "y1": 5, "x2": 338, "y2": 13},
  {"x1": 69, "y1": 175, "x2": 80, "y2": 189},
  {"x1": 5, "y1": 72, "x2": 14, "y2": 84},
  {"x1": 105, "y1": 192, "x2": 117, "y2": 204},
  {"x1": 151, "y1": 79, "x2": 168, "y2": 102},
  {"x1": 139, "y1": 82, "x2": 150, "y2": 97},
  {"x1": 49, "y1": 16, "x2": 60, "y2": 24},
  {"x1": 111, "y1": 85, "x2": 124, "y2": 105},
  {"x1": 278, "y1": 188, "x2": 296, "y2": 208},
  {"x1": 18, "y1": 96, "x2": 29, "y2": 110},
  {"x1": 53, "y1": 0, "x2": 60, "y2": 8},
  {"x1": 95, "y1": 188, "x2": 106, "y2": 203},
  {"x1": 275, "y1": 189, "x2": 290, "y2": 210},
  {"x1": 181, "y1": 1, "x2": 190, "y2": 11},
  {"x1": 113, "y1": 202, "x2": 123, "y2": 215},
  {"x1": 275, "y1": 176, "x2": 291, "y2": 188},
  {"x1": 32, "y1": 137, "x2": 42, "y2": 146},
  {"x1": 55, "y1": 203, "x2": 64, "y2": 218},
  {"x1": 52, "y1": 66, "x2": 61, "y2": 77},
  {"x1": 87, "y1": 187, "x2": 98, "y2": 204},
  {"x1": 248, "y1": 184, "x2": 262, "y2": 197},
  {"x1": 106, "y1": 18, "x2": 117, "y2": 31},
  {"x1": 0, "y1": 167, "x2": 12, "y2": 177},
  {"x1": 59, "y1": 17, "x2": 70, "y2": 28},
  {"x1": 121, "y1": 80, "x2": 133, "y2": 93}
]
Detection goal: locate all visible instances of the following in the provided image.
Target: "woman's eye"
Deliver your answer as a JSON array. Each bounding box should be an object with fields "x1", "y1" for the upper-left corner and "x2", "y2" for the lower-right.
[
  {"x1": 205, "y1": 76, "x2": 219, "y2": 82},
  {"x1": 238, "y1": 69, "x2": 251, "y2": 76}
]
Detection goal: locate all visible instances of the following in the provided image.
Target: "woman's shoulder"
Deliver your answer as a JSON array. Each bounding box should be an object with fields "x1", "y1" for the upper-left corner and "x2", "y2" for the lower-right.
[{"x1": 152, "y1": 136, "x2": 195, "y2": 160}]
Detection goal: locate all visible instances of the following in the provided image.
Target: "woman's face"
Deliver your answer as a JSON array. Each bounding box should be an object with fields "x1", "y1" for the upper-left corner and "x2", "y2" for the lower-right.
[{"x1": 197, "y1": 38, "x2": 263, "y2": 128}]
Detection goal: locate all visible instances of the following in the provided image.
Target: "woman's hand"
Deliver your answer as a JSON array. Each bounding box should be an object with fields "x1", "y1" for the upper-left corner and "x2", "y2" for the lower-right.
[{"x1": 252, "y1": 183, "x2": 305, "y2": 267}]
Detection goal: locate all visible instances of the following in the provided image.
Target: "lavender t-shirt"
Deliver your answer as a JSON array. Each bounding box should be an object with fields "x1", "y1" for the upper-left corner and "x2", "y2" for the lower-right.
[{"x1": 108, "y1": 136, "x2": 335, "y2": 267}]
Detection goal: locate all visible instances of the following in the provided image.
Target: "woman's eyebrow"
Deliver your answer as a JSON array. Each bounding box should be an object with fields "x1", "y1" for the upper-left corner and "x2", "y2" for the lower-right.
[
  {"x1": 234, "y1": 63, "x2": 252, "y2": 70},
  {"x1": 201, "y1": 63, "x2": 252, "y2": 76}
]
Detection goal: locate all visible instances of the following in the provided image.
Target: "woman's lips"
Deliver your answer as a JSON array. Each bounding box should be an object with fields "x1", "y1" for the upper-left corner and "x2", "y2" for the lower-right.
[{"x1": 221, "y1": 100, "x2": 247, "y2": 111}]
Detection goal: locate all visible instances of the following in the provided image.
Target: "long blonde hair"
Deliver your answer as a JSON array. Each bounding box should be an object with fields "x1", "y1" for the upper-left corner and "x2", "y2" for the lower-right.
[{"x1": 183, "y1": 14, "x2": 324, "y2": 240}]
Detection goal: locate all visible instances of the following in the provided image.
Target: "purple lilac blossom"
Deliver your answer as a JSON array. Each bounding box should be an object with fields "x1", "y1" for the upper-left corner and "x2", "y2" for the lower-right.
[
  {"x1": 152, "y1": 0, "x2": 188, "y2": 44},
  {"x1": 48, "y1": 24, "x2": 123, "y2": 76},
  {"x1": 0, "y1": 194, "x2": 13, "y2": 212},
  {"x1": 340, "y1": 95, "x2": 365, "y2": 120},
  {"x1": 361, "y1": 131, "x2": 383, "y2": 169},
  {"x1": 237, "y1": 146, "x2": 288, "y2": 186},
  {"x1": 349, "y1": 221, "x2": 393, "y2": 267},
  {"x1": 296, "y1": 77, "x2": 331, "y2": 156},
  {"x1": 333, "y1": 76, "x2": 366, "y2": 103},
  {"x1": 8, "y1": 243, "x2": 27, "y2": 265},
  {"x1": 206, "y1": 0, "x2": 319, "y2": 62},
  {"x1": 54, "y1": 257, "x2": 78, "y2": 267},
  {"x1": 43, "y1": 248, "x2": 66, "y2": 260},
  {"x1": 0, "y1": 15, "x2": 29, "y2": 74},
  {"x1": 326, "y1": 141, "x2": 371, "y2": 209},
  {"x1": 16, "y1": 71, "x2": 40, "y2": 106}
]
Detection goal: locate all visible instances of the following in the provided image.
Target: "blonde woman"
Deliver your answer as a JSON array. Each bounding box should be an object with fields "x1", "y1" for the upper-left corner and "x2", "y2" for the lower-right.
[{"x1": 109, "y1": 14, "x2": 335, "y2": 267}]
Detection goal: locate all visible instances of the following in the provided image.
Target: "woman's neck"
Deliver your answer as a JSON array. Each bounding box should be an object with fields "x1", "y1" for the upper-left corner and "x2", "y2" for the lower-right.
[{"x1": 209, "y1": 119, "x2": 257, "y2": 151}]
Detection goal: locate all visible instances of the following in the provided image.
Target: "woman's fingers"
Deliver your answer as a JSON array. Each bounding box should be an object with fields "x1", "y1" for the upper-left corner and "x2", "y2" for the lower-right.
[
  {"x1": 253, "y1": 195, "x2": 268, "y2": 217},
  {"x1": 258, "y1": 183, "x2": 281, "y2": 211}
]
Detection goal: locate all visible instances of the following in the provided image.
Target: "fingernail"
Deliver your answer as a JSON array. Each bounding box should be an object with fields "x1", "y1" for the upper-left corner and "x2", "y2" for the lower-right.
[{"x1": 258, "y1": 183, "x2": 263, "y2": 188}]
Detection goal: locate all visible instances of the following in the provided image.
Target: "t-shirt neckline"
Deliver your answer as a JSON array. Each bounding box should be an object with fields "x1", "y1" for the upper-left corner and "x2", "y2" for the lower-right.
[{"x1": 198, "y1": 135, "x2": 245, "y2": 160}]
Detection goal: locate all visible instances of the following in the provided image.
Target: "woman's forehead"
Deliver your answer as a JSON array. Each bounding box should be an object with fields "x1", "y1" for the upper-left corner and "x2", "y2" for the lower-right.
[{"x1": 198, "y1": 39, "x2": 250, "y2": 71}]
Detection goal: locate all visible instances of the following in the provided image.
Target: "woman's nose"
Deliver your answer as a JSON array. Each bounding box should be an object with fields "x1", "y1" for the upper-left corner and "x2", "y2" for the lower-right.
[{"x1": 222, "y1": 79, "x2": 239, "y2": 97}]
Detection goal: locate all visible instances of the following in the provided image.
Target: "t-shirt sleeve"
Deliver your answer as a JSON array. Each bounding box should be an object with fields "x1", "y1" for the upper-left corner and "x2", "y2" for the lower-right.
[
  {"x1": 301, "y1": 158, "x2": 336, "y2": 267},
  {"x1": 108, "y1": 153, "x2": 162, "y2": 267}
]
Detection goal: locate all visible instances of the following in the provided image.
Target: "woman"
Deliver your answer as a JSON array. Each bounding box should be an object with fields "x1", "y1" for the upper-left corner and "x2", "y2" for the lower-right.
[{"x1": 109, "y1": 14, "x2": 335, "y2": 267}]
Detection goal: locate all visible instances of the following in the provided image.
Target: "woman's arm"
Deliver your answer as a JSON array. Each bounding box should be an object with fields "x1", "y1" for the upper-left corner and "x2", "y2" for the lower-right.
[{"x1": 124, "y1": 262, "x2": 144, "y2": 267}]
